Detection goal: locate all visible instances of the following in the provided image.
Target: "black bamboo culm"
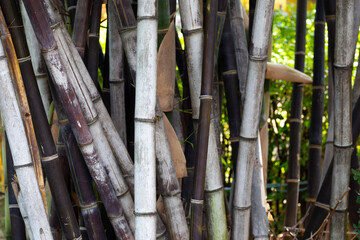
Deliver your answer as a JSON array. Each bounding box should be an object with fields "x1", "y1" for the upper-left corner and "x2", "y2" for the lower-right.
[
  {"x1": 67, "y1": 0, "x2": 77, "y2": 26},
  {"x1": 219, "y1": 8, "x2": 241, "y2": 176},
  {"x1": 49, "y1": 199, "x2": 63, "y2": 240},
  {"x1": 21, "y1": 0, "x2": 134, "y2": 237},
  {"x1": 248, "y1": 0, "x2": 256, "y2": 44},
  {"x1": 86, "y1": 0, "x2": 102, "y2": 92},
  {"x1": 284, "y1": 0, "x2": 307, "y2": 228},
  {"x1": 61, "y1": 124, "x2": 107, "y2": 240},
  {"x1": 190, "y1": 0, "x2": 218, "y2": 238},
  {"x1": 0, "y1": 3, "x2": 81, "y2": 239},
  {"x1": 72, "y1": 0, "x2": 92, "y2": 58},
  {"x1": 320, "y1": 0, "x2": 336, "y2": 180},
  {"x1": 5, "y1": 136, "x2": 27, "y2": 240},
  {"x1": 306, "y1": 0, "x2": 325, "y2": 212},
  {"x1": 303, "y1": 160, "x2": 333, "y2": 239}
]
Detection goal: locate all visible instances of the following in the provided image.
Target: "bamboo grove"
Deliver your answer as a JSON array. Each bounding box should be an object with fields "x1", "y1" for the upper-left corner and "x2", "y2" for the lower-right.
[{"x1": 0, "y1": 0, "x2": 359, "y2": 239}]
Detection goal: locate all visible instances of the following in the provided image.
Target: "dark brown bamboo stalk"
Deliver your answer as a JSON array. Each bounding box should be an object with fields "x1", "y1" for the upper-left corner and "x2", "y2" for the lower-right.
[
  {"x1": 72, "y1": 0, "x2": 92, "y2": 58},
  {"x1": 67, "y1": 0, "x2": 77, "y2": 26},
  {"x1": 248, "y1": 0, "x2": 256, "y2": 44},
  {"x1": 5, "y1": 136, "x2": 27, "y2": 240},
  {"x1": 306, "y1": 0, "x2": 325, "y2": 211},
  {"x1": 284, "y1": 0, "x2": 307, "y2": 228},
  {"x1": 0, "y1": 7, "x2": 47, "y2": 212},
  {"x1": 87, "y1": 0, "x2": 102, "y2": 92},
  {"x1": 0, "y1": 4, "x2": 83, "y2": 239},
  {"x1": 61, "y1": 124, "x2": 107, "y2": 240},
  {"x1": 21, "y1": 1, "x2": 134, "y2": 238},
  {"x1": 190, "y1": 0, "x2": 218, "y2": 238}
]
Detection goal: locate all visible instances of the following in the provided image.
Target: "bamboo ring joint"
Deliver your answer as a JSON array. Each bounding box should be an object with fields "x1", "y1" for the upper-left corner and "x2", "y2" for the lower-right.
[
  {"x1": 102, "y1": 88, "x2": 110, "y2": 93},
  {"x1": 109, "y1": 78, "x2": 125, "y2": 83},
  {"x1": 205, "y1": 186, "x2": 224, "y2": 193},
  {"x1": 116, "y1": 188, "x2": 130, "y2": 198},
  {"x1": 233, "y1": 205, "x2": 251, "y2": 211},
  {"x1": 249, "y1": 55, "x2": 267, "y2": 61},
  {"x1": 289, "y1": 118, "x2": 301, "y2": 123},
  {"x1": 89, "y1": 33, "x2": 99, "y2": 38},
  {"x1": 17, "y1": 55, "x2": 31, "y2": 63},
  {"x1": 308, "y1": 145, "x2": 321, "y2": 149},
  {"x1": 191, "y1": 199, "x2": 204, "y2": 205},
  {"x1": 306, "y1": 198, "x2": 316, "y2": 203},
  {"x1": 14, "y1": 162, "x2": 34, "y2": 170},
  {"x1": 239, "y1": 135, "x2": 257, "y2": 141},
  {"x1": 334, "y1": 143, "x2": 353, "y2": 148},
  {"x1": 87, "y1": 115, "x2": 99, "y2": 126},
  {"x1": 134, "y1": 211, "x2": 157, "y2": 217},
  {"x1": 58, "y1": 119, "x2": 69, "y2": 125},
  {"x1": 134, "y1": 117, "x2": 156, "y2": 123},
  {"x1": 0, "y1": 55, "x2": 7, "y2": 60},
  {"x1": 222, "y1": 70, "x2": 237, "y2": 76},
  {"x1": 68, "y1": 6, "x2": 76, "y2": 10},
  {"x1": 137, "y1": 16, "x2": 157, "y2": 22},
  {"x1": 326, "y1": 15, "x2": 335, "y2": 20},
  {"x1": 295, "y1": 51, "x2": 306, "y2": 55},
  {"x1": 314, "y1": 202, "x2": 330, "y2": 211},
  {"x1": 182, "y1": 28, "x2": 203, "y2": 36},
  {"x1": 333, "y1": 63, "x2": 353, "y2": 70},
  {"x1": 78, "y1": 139, "x2": 94, "y2": 147},
  {"x1": 199, "y1": 95, "x2": 213, "y2": 100},
  {"x1": 80, "y1": 202, "x2": 98, "y2": 211},
  {"x1": 118, "y1": 26, "x2": 136, "y2": 33},
  {"x1": 286, "y1": 178, "x2": 300, "y2": 183},
  {"x1": 9, "y1": 204, "x2": 19, "y2": 209},
  {"x1": 41, "y1": 153, "x2": 59, "y2": 162}
]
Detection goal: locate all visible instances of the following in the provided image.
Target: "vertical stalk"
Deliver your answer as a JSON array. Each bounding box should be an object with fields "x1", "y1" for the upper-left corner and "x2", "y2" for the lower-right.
[
  {"x1": 87, "y1": 0, "x2": 102, "y2": 91},
  {"x1": 72, "y1": 0, "x2": 91, "y2": 58},
  {"x1": 0, "y1": 37, "x2": 52, "y2": 239},
  {"x1": 190, "y1": 0, "x2": 219, "y2": 239},
  {"x1": 0, "y1": 3, "x2": 81, "y2": 238},
  {"x1": 330, "y1": 0, "x2": 354, "y2": 239},
  {"x1": 306, "y1": 0, "x2": 325, "y2": 210},
  {"x1": 231, "y1": 1, "x2": 274, "y2": 239},
  {"x1": 284, "y1": 0, "x2": 307, "y2": 227},
  {"x1": 134, "y1": 0, "x2": 158, "y2": 238}
]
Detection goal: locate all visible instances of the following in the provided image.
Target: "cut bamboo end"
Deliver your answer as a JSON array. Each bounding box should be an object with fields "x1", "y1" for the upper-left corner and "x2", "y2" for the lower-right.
[{"x1": 265, "y1": 62, "x2": 313, "y2": 84}]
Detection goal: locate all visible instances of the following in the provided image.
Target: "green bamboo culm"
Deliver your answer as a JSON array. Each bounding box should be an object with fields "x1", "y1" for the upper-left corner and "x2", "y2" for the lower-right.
[
  {"x1": 157, "y1": 0, "x2": 170, "y2": 46},
  {"x1": 190, "y1": 0, "x2": 218, "y2": 239},
  {"x1": 284, "y1": 0, "x2": 307, "y2": 228}
]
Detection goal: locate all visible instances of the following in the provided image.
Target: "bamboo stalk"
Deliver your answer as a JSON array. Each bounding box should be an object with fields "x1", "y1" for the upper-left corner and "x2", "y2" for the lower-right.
[
  {"x1": 154, "y1": 102, "x2": 189, "y2": 239},
  {"x1": 265, "y1": 63, "x2": 312, "y2": 84},
  {"x1": 228, "y1": 0, "x2": 248, "y2": 105},
  {"x1": 320, "y1": 0, "x2": 336, "y2": 183},
  {"x1": 108, "y1": 5, "x2": 127, "y2": 146},
  {"x1": 134, "y1": 0, "x2": 158, "y2": 237},
  {"x1": 231, "y1": 1, "x2": 274, "y2": 239},
  {"x1": 72, "y1": 0, "x2": 91, "y2": 58},
  {"x1": 284, "y1": 0, "x2": 307, "y2": 228},
  {"x1": 67, "y1": 0, "x2": 77, "y2": 26},
  {"x1": 87, "y1": 0, "x2": 102, "y2": 92},
  {"x1": 21, "y1": 1, "x2": 134, "y2": 237},
  {"x1": 158, "y1": 0, "x2": 170, "y2": 46},
  {"x1": 5, "y1": 136, "x2": 26, "y2": 240},
  {"x1": 0, "y1": 36, "x2": 52, "y2": 239},
  {"x1": 306, "y1": 0, "x2": 325, "y2": 212},
  {"x1": 0, "y1": 3, "x2": 82, "y2": 238},
  {"x1": 0, "y1": 10, "x2": 47, "y2": 213},
  {"x1": 330, "y1": 1, "x2": 354, "y2": 238},
  {"x1": 190, "y1": 0, "x2": 220, "y2": 238}
]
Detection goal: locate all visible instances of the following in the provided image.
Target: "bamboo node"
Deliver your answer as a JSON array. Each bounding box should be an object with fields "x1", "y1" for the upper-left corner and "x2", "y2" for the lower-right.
[
  {"x1": 134, "y1": 117, "x2": 157, "y2": 123},
  {"x1": 217, "y1": 11, "x2": 226, "y2": 16},
  {"x1": 333, "y1": 63, "x2": 353, "y2": 70},
  {"x1": 58, "y1": 118, "x2": 69, "y2": 125},
  {"x1": 17, "y1": 55, "x2": 31, "y2": 63},
  {"x1": 116, "y1": 188, "x2": 130, "y2": 198},
  {"x1": 308, "y1": 145, "x2": 321, "y2": 149},
  {"x1": 79, "y1": 202, "x2": 99, "y2": 210},
  {"x1": 190, "y1": 199, "x2": 204, "y2": 205},
  {"x1": 119, "y1": 26, "x2": 137, "y2": 33},
  {"x1": 312, "y1": 85, "x2": 325, "y2": 90},
  {"x1": 239, "y1": 135, "x2": 257, "y2": 141},
  {"x1": 8, "y1": 204, "x2": 19, "y2": 209},
  {"x1": 35, "y1": 73, "x2": 48, "y2": 78},
  {"x1": 41, "y1": 153, "x2": 59, "y2": 162},
  {"x1": 233, "y1": 205, "x2": 251, "y2": 211},
  {"x1": 295, "y1": 51, "x2": 306, "y2": 56},
  {"x1": 334, "y1": 143, "x2": 353, "y2": 148},
  {"x1": 222, "y1": 70, "x2": 237, "y2": 76},
  {"x1": 289, "y1": 118, "x2": 301, "y2": 123},
  {"x1": 182, "y1": 28, "x2": 203, "y2": 36},
  {"x1": 86, "y1": 115, "x2": 99, "y2": 126},
  {"x1": 205, "y1": 186, "x2": 224, "y2": 193},
  {"x1": 315, "y1": 21, "x2": 326, "y2": 25},
  {"x1": 326, "y1": 15, "x2": 335, "y2": 20},
  {"x1": 41, "y1": 45, "x2": 58, "y2": 53},
  {"x1": 137, "y1": 16, "x2": 157, "y2": 22},
  {"x1": 89, "y1": 33, "x2": 100, "y2": 38},
  {"x1": 68, "y1": 6, "x2": 76, "y2": 11},
  {"x1": 102, "y1": 88, "x2": 110, "y2": 93},
  {"x1": 229, "y1": 137, "x2": 240, "y2": 142},
  {"x1": 286, "y1": 178, "x2": 300, "y2": 183},
  {"x1": 306, "y1": 198, "x2": 316, "y2": 203},
  {"x1": 199, "y1": 95, "x2": 212, "y2": 100},
  {"x1": 92, "y1": 94, "x2": 102, "y2": 102},
  {"x1": 0, "y1": 55, "x2": 7, "y2": 60},
  {"x1": 249, "y1": 55, "x2": 268, "y2": 61},
  {"x1": 314, "y1": 202, "x2": 330, "y2": 211},
  {"x1": 78, "y1": 139, "x2": 94, "y2": 147},
  {"x1": 109, "y1": 78, "x2": 125, "y2": 83},
  {"x1": 134, "y1": 211, "x2": 157, "y2": 216},
  {"x1": 13, "y1": 162, "x2": 34, "y2": 170},
  {"x1": 80, "y1": 226, "x2": 87, "y2": 231}
]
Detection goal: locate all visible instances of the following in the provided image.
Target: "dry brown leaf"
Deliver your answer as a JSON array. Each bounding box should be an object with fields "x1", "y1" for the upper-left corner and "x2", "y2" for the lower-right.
[
  {"x1": 157, "y1": 20, "x2": 176, "y2": 111},
  {"x1": 266, "y1": 62, "x2": 312, "y2": 84},
  {"x1": 163, "y1": 113, "x2": 187, "y2": 178}
]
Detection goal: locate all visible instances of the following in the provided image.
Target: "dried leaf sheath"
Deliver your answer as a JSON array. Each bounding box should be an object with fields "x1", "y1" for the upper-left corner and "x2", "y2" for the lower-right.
[
  {"x1": 0, "y1": 8, "x2": 47, "y2": 211},
  {"x1": 21, "y1": 1, "x2": 134, "y2": 238},
  {"x1": 0, "y1": 37, "x2": 52, "y2": 240},
  {"x1": 0, "y1": 2, "x2": 81, "y2": 238}
]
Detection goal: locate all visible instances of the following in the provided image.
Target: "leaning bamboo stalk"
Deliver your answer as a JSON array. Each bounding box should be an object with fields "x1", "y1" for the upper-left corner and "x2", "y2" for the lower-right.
[
  {"x1": 306, "y1": 0, "x2": 325, "y2": 211},
  {"x1": 330, "y1": 0, "x2": 354, "y2": 239},
  {"x1": 72, "y1": 0, "x2": 91, "y2": 58},
  {"x1": 321, "y1": 0, "x2": 336, "y2": 183},
  {"x1": 232, "y1": 1, "x2": 274, "y2": 239},
  {"x1": 178, "y1": 0, "x2": 203, "y2": 125},
  {"x1": 87, "y1": 0, "x2": 102, "y2": 91},
  {"x1": 21, "y1": 7, "x2": 52, "y2": 119},
  {"x1": 190, "y1": 0, "x2": 222, "y2": 239},
  {"x1": 108, "y1": 6, "x2": 127, "y2": 146},
  {"x1": 154, "y1": 102, "x2": 189, "y2": 239},
  {"x1": 0, "y1": 37, "x2": 52, "y2": 239},
  {"x1": 134, "y1": 0, "x2": 158, "y2": 237},
  {"x1": 61, "y1": 124, "x2": 107, "y2": 240},
  {"x1": 0, "y1": 11, "x2": 47, "y2": 212},
  {"x1": 21, "y1": 1, "x2": 134, "y2": 238},
  {"x1": 229, "y1": 0, "x2": 248, "y2": 104},
  {"x1": 284, "y1": 0, "x2": 307, "y2": 228},
  {"x1": 5, "y1": 137, "x2": 26, "y2": 240},
  {"x1": 0, "y1": 4, "x2": 81, "y2": 238}
]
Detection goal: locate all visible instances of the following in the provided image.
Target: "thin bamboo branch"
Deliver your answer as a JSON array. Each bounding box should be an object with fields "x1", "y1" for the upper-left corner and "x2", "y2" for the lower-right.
[
  {"x1": 0, "y1": 36, "x2": 52, "y2": 239},
  {"x1": 231, "y1": 1, "x2": 274, "y2": 239}
]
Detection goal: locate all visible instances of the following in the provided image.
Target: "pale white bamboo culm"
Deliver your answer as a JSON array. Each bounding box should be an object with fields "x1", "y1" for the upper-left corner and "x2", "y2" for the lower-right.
[
  {"x1": 20, "y1": 2, "x2": 52, "y2": 119},
  {"x1": 232, "y1": 1, "x2": 275, "y2": 239},
  {"x1": 108, "y1": 7, "x2": 127, "y2": 146},
  {"x1": 251, "y1": 132, "x2": 269, "y2": 240},
  {"x1": 134, "y1": 0, "x2": 158, "y2": 238},
  {"x1": 14, "y1": 185, "x2": 34, "y2": 240},
  {"x1": 330, "y1": 0, "x2": 354, "y2": 239},
  {"x1": 179, "y1": 0, "x2": 203, "y2": 123},
  {"x1": 0, "y1": 41, "x2": 53, "y2": 240}
]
